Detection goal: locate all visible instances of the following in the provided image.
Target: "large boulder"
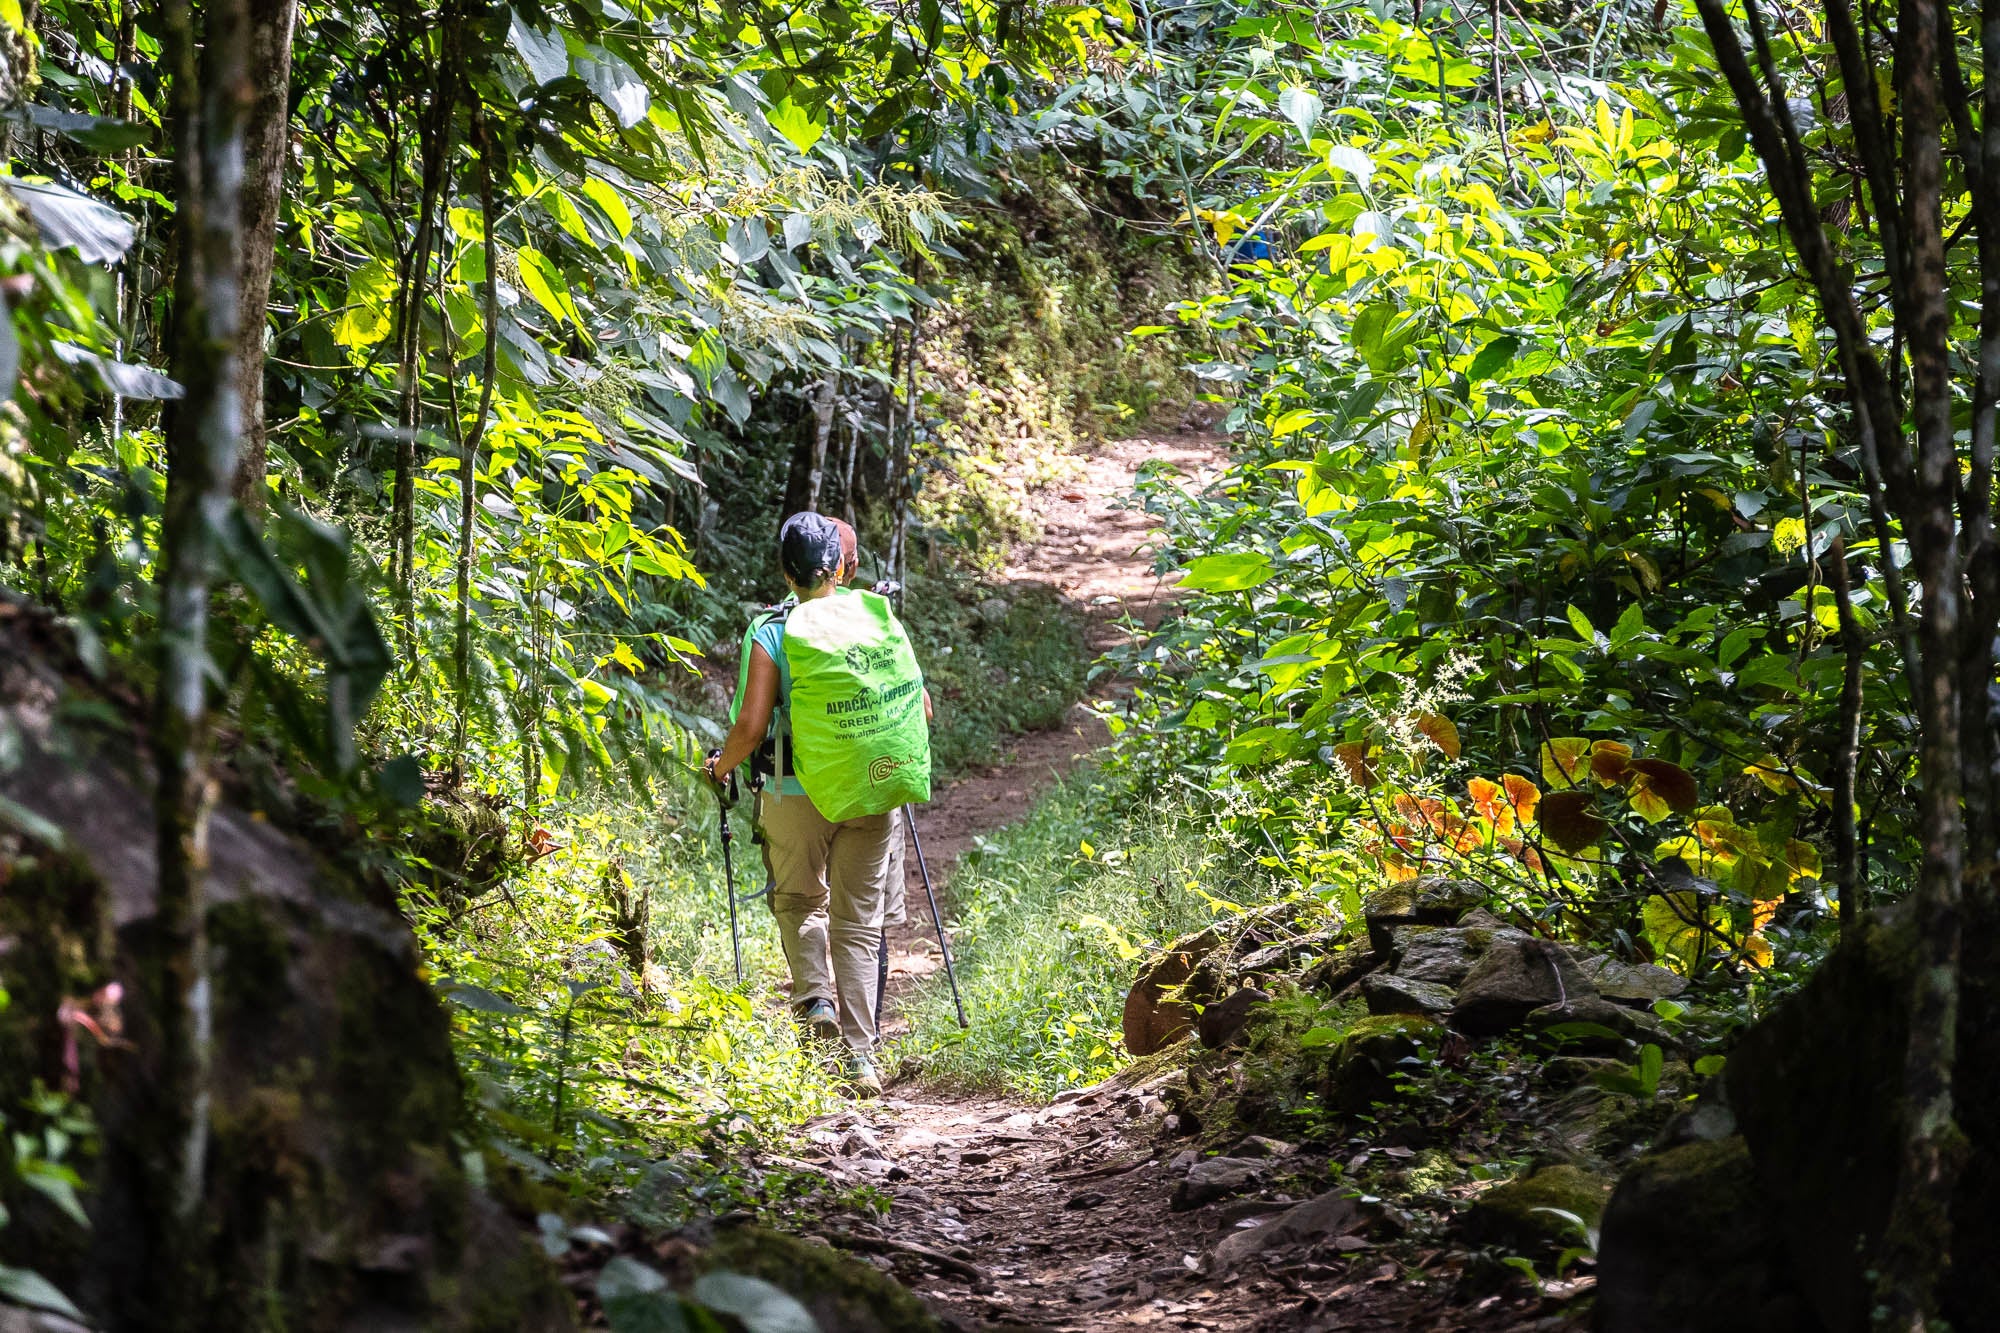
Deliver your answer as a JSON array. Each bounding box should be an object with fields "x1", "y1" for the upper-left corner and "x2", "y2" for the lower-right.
[
  {"x1": 1321, "y1": 1014, "x2": 1444, "y2": 1113},
  {"x1": 1596, "y1": 1134, "x2": 1819, "y2": 1332},
  {"x1": 1123, "y1": 903, "x2": 1318, "y2": 1055},
  {"x1": 1450, "y1": 936, "x2": 1599, "y2": 1036},
  {"x1": 1597, "y1": 904, "x2": 2000, "y2": 1331},
  {"x1": 1526, "y1": 995, "x2": 1674, "y2": 1058},
  {"x1": 1459, "y1": 1164, "x2": 1611, "y2": 1260},
  {"x1": 1390, "y1": 915, "x2": 1530, "y2": 987},
  {"x1": 1574, "y1": 953, "x2": 1688, "y2": 1006},
  {"x1": 1360, "y1": 972, "x2": 1456, "y2": 1017},
  {"x1": 1122, "y1": 926, "x2": 1222, "y2": 1056},
  {"x1": 0, "y1": 616, "x2": 573, "y2": 1331},
  {"x1": 1197, "y1": 986, "x2": 1271, "y2": 1050}
]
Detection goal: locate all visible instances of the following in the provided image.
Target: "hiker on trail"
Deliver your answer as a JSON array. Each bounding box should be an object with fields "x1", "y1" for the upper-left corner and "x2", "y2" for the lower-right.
[
  {"x1": 828, "y1": 519, "x2": 910, "y2": 1012},
  {"x1": 707, "y1": 512, "x2": 932, "y2": 1096}
]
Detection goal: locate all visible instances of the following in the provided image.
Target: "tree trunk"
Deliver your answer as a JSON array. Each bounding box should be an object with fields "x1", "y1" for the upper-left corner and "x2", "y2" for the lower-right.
[
  {"x1": 806, "y1": 370, "x2": 837, "y2": 512},
  {"x1": 1690, "y1": 1, "x2": 1994, "y2": 1324},
  {"x1": 389, "y1": 27, "x2": 458, "y2": 654},
  {"x1": 889, "y1": 323, "x2": 918, "y2": 599},
  {"x1": 227, "y1": 0, "x2": 298, "y2": 509},
  {"x1": 120, "y1": 0, "x2": 252, "y2": 1320},
  {"x1": 451, "y1": 104, "x2": 499, "y2": 785}
]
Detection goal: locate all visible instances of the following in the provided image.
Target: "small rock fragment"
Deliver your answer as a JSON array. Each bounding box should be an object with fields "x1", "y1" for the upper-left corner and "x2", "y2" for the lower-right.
[
  {"x1": 1172, "y1": 1157, "x2": 1265, "y2": 1210},
  {"x1": 1229, "y1": 1135, "x2": 1296, "y2": 1159},
  {"x1": 1210, "y1": 1190, "x2": 1366, "y2": 1270}
]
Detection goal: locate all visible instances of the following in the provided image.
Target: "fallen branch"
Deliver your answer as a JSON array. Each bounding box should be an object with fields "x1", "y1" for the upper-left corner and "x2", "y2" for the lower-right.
[
  {"x1": 1051, "y1": 1156, "x2": 1153, "y2": 1183},
  {"x1": 816, "y1": 1230, "x2": 986, "y2": 1283}
]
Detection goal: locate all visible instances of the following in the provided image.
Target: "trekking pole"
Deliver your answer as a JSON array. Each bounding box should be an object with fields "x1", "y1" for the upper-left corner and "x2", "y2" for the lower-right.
[
  {"x1": 904, "y1": 807, "x2": 967, "y2": 1029},
  {"x1": 709, "y1": 756, "x2": 744, "y2": 985}
]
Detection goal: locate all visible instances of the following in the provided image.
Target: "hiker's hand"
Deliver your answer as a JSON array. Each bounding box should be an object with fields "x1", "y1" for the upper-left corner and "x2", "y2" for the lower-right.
[{"x1": 703, "y1": 750, "x2": 724, "y2": 786}]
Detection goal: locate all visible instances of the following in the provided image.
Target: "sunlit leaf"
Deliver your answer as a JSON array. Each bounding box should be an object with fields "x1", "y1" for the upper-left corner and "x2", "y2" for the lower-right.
[
  {"x1": 1588, "y1": 740, "x2": 1632, "y2": 786},
  {"x1": 1333, "y1": 741, "x2": 1378, "y2": 787},
  {"x1": 1626, "y1": 759, "x2": 1698, "y2": 819},
  {"x1": 767, "y1": 97, "x2": 826, "y2": 152},
  {"x1": 1415, "y1": 712, "x2": 1461, "y2": 758},
  {"x1": 1540, "y1": 737, "x2": 1592, "y2": 790},
  {"x1": 1179, "y1": 552, "x2": 1274, "y2": 591}
]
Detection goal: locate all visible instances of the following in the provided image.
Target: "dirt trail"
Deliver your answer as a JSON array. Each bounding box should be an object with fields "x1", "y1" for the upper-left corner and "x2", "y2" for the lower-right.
[
  {"x1": 874, "y1": 431, "x2": 1223, "y2": 1022},
  {"x1": 778, "y1": 432, "x2": 1576, "y2": 1333}
]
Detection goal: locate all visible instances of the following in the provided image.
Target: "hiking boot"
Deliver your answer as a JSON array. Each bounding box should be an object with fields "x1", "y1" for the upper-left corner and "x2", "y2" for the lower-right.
[
  {"x1": 845, "y1": 1053, "x2": 883, "y2": 1099},
  {"x1": 794, "y1": 997, "x2": 841, "y2": 1047}
]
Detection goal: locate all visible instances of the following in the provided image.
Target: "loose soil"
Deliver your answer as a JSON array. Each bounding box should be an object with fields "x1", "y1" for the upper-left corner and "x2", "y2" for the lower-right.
[{"x1": 805, "y1": 433, "x2": 1586, "y2": 1331}]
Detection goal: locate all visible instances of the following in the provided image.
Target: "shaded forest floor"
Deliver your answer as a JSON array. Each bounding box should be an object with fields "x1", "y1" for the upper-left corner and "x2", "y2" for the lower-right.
[{"x1": 750, "y1": 435, "x2": 1587, "y2": 1332}]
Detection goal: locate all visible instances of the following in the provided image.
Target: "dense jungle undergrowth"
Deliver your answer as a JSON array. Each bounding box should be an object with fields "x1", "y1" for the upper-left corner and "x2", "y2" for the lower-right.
[{"x1": 8, "y1": 0, "x2": 2000, "y2": 1329}]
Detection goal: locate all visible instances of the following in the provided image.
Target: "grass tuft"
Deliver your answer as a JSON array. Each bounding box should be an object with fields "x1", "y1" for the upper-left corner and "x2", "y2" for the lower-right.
[{"x1": 897, "y1": 770, "x2": 1282, "y2": 1099}]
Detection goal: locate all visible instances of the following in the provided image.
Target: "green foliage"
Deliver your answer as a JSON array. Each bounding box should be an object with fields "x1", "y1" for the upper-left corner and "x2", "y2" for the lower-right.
[
  {"x1": 410, "y1": 779, "x2": 844, "y2": 1189},
  {"x1": 901, "y1": 771, "x2": 1282, "y2": 1096},
  {"x1": 905, "y1": 577, "x2": 1090, "y2": 777},
  {"x1": 1078, "y1": 0, "x2": 1898, "y2": 984}
]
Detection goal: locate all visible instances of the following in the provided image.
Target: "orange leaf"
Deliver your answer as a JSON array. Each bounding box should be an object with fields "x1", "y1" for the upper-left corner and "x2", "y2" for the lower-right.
[
  {"x1": 1416, "y1": 712, "x2": 1462, "y2": 759},
  {"x1": 1503, "y1": 773, "x2": 1541, "y2": 825},
  {"x1": 1333, "y1": 741, "x2": 1378, "y2": 788},
  {"x1": 1469, "y1": 777, "x2": 1514, "y2": 835}
]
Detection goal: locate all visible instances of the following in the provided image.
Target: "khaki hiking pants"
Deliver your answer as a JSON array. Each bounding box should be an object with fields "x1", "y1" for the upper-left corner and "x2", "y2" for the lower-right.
[{"x1": 756, "y1": 790, "x2": 894, "y2": 1054}]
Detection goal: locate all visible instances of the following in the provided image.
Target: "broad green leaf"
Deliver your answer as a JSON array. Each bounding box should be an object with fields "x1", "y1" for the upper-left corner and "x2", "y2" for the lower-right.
[
  {"x1": 1179, "y1": 552, "x2": 1274, "y2": 592},
  {"x1": 1540, "y1": 737, "x2": 1592, "y2": 790},
  {"x1": 508, "y1": 9, "x2": 569, "y2": 84},
  {"x1": 579, "y1": 49, "x2": 649, "y2": 128},
  {"x1": 689, "y1": 1272, "x2": 817, "y2": 1333},
  {"x1": 1564, "y1": 604, "x2": 1597, "y2": 644},
  {"x1": 7, "y1": 179, "x2": 135, "y2": 262},
  {"x1": 0, "y1": 1264, "x2": 85, "y2": 1318},
  {"x1": 1278, "y1": 86, "x2": 1322, "y2": 139},
  {"x1": 333, "y1": 258, "x2": 396, "y2": 347},
  {"x1": 582, "y1": 178, "x2": 634, "y2": 240},
  {"x1": 1465, "y1": 334, "x2": 1519, "y2": 383},
  {"x1": 1325, "y1": 143, "x2": 1373, "y2": 188},
  {"x1": 515, "y1": 247, "x2": 582, "y2": 328},
  {"x1": 1269, "y1": 408, "x2": 1318, "y2": 438},
  {"x1": 767, "y1": 97, "x2": 826, "y2": 152}
]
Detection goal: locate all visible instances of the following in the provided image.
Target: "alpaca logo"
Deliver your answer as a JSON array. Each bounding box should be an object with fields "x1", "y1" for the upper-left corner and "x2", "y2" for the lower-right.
[{"x1": 868, "y1": 755, "x2": 904, "y2": 784}]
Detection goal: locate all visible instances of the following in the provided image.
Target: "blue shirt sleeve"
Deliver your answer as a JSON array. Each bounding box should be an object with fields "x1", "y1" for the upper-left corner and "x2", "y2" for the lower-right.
[{"x1": 751, "y1": 617, "x2": 791, "y2": 705}]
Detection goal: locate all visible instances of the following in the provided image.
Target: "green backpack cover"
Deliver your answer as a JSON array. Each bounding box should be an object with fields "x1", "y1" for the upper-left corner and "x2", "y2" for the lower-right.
[{"x1": 782, "y1": 590, "x2": 931, "y2": 821}]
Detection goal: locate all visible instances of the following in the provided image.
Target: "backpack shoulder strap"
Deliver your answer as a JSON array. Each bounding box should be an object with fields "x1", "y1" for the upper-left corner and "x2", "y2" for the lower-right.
[{"x1": 729, "y1": 602, "x2": 792, "y2": 724}]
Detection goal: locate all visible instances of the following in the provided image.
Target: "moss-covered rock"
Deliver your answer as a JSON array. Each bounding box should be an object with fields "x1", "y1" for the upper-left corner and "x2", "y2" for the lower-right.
[
  {"x1": 1322, "y1": 1014, "x2": 1444, "y2": 1113},
  {"x1": 0, "y1": 622, "x2": 575, "y2": 1332},
  {"x1": 1596, "y1": 1136, "x2": 1819, "y2": 1332},
  {"x1": 1599, "y1": 902, "x2": 2000, "y2": 1332},
  {"x1": 1459, "y1": 1164, "x2": 1611, "y2": 1259},
  {"x1": 1362, "y1": 878, "x2": 1487, "y2": 955},
  {"x1": 696, "y1": 1224, "x2": 946, "y2": 1332}
]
